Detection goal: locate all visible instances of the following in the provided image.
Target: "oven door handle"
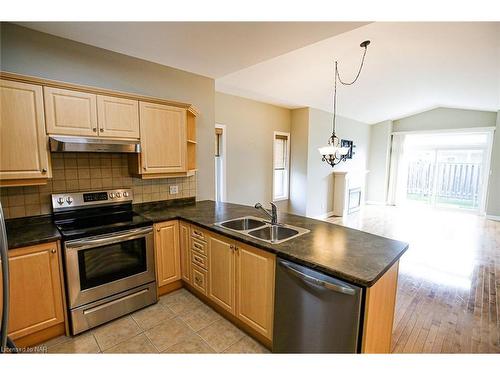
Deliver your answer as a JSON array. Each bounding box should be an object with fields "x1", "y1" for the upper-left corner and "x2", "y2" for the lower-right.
[{"x1": 65, "y1": 226, "x2": 153, "y2": 251}]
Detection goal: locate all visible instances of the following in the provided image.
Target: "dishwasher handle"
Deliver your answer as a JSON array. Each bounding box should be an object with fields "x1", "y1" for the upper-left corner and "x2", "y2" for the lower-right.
[{"x1": 279, "y1": 260, "x2": 356, "y2": 296}]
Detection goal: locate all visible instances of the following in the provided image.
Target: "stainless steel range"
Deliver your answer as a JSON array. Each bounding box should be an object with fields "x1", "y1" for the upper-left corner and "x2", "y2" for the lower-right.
[{"x1": 52, "y1": 189, "x2": 157, "y2": 335}]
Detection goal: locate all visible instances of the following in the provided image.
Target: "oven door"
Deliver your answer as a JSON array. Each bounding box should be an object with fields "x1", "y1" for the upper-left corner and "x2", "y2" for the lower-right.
[{"x1": 64, "y1": 226, "x2": 155, "y2": 308}]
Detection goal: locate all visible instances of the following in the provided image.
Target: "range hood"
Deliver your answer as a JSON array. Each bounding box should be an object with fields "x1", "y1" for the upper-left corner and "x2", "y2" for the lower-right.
[{"x1": 49, "y1": 136, "x2": 141, "y2": 153}]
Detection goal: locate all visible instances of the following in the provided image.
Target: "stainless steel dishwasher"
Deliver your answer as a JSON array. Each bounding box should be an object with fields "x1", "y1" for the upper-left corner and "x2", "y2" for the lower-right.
[{"x1": 273, "y1": 258, "x2": 362, "y2": 353}]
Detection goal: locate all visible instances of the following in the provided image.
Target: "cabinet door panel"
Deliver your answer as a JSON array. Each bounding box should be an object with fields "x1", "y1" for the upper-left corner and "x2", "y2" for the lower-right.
[
  {"x1": 44, "y1": 87, "x2": 97, "y2": 136},
  {"x1": 236, "y1": 244, "x2": 275, "y2": 339},
  {"x1": 1, "y1": 242, "x2": 65, "y2": 339},
  {"x1": 154, "y1": 221, "x2": 181, "y2": 287},
  {"x1": 0, "y1": 80, "x2": 50, "y2": 180},
  {"x1": 97, "y1": 95, "x2": 139, "y2": 139},
  {"x1": 207, "y1": 233, "x2": 235, "y2": 314},
  {"x1": 139, "y1": 102, "x2": 186, "y2": 174},
  {"x1": 179, "y1": 221, "x2": 191, "y2": 283}
]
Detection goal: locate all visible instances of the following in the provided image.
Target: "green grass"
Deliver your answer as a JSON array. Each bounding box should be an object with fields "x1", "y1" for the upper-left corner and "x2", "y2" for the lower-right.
[{"x1": 406, "y1": 194, "x2": 478, "y2": 209}]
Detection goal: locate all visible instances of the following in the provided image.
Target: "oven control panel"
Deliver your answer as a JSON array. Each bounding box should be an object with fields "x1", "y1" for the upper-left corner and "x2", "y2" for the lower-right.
[{"x1": 51, "y1": 188, "x2": 133, "y2": 211}]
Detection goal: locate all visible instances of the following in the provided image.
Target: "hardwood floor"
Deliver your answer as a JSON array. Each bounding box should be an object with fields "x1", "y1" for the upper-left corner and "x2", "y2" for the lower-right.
[{"x1": 326, "y1": 203, "x2": 500, "y2": 353}]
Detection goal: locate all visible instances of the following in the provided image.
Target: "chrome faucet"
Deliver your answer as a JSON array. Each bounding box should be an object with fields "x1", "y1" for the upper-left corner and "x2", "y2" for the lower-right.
[{"x1": 254, "y1": 202, "x2": 278, "y2": 225}]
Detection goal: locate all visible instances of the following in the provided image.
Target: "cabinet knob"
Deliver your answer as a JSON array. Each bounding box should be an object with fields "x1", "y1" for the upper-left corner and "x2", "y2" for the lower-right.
[
  {"x1": 100, "y1": 128, "x2": 104, "y2": 132},
  {"x1": 41, "y1": 168, "x2": 47, "y2": 173},
  {"x1": 92, "y1": 127, "x2": 97, "y2": 132},
  {"x1": 143, "y1": 167, "x2": 147, "y2": 171},
  {"x1": 230, "y1": 245, "x2": 234, "y2": 250},
  {"x1": 156, "y1": 228, "x2": 160, "y2": 232},
  {"x1": 51, "y1": 248, "x2": 56, "y2": 254}
]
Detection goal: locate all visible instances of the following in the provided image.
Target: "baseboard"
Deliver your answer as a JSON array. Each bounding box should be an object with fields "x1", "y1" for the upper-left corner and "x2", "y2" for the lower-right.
[
  {"x1": 366, "y1": 201, "x2": 387, "y2": 206},
  {"x1": 315, "y1": 211, "x2": 336, "y2": 219},
  {"x1": 486, "y1": 215, "x2": 500, "y2": 222}
]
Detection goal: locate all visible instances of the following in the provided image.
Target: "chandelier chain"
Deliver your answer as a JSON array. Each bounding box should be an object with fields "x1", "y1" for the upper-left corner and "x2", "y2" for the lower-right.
[{"x1": 332, "y1": 44, "x2": 369, "y2": 137}]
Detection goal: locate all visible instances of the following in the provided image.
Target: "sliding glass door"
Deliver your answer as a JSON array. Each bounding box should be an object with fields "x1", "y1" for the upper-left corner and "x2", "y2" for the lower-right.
[{"x1": 401, "y1": 131, "x2": 492, "y2": 212}]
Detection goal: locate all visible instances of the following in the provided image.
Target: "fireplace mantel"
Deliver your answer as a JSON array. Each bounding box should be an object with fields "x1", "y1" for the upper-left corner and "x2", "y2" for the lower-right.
[{"x1": 332, "y1": 170, "x2": 367, "y2": 216}]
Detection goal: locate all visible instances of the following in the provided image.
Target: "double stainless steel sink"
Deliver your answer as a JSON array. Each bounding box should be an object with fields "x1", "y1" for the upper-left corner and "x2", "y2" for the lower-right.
[{"x1": 215, "y1": 216, "x2": 309, "y2": 244}]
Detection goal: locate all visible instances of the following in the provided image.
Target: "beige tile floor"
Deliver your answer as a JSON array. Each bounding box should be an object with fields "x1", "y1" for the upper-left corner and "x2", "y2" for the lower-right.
[{"x1": 41, "y1": 288, "x2": 270, "y2": 354}]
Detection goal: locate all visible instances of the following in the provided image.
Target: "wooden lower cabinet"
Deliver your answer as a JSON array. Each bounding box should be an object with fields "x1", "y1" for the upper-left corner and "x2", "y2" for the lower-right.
[
  {"x1": 361, "y1": 261, "x2": 400, "y2": 353},
  {"x1": 0, "y1": 242, "x2": 66, "y2": 342},
  {"x1": 179, "y1": 221, "x2": 191, "y2": 283},
  {"x1": 170, "y1": 221, "x2": 399, "y2": 351},
  {"x1": 207, "y1": 232, "x2": 236, "y2": 315},
  {"x1": 191, "y1": 264, "x2": 208, "y2": 295},
  {"x1": 235, "y1": 242, "x2": 275, "y2": 340},
  {"x1": 154, "y1": 221, "x2": 181, "y2": 288}
]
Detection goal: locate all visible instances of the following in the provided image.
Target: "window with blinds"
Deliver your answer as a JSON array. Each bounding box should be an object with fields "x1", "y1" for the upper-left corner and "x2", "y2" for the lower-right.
[{"x1": 273, "y1": 132, "x2": 290, "y2": 200}]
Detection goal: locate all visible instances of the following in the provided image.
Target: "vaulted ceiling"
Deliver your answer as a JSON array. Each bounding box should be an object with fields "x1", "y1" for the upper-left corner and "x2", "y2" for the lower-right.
[{"x1": 18, "y1": 22, "x2": 500, "y2": 124}]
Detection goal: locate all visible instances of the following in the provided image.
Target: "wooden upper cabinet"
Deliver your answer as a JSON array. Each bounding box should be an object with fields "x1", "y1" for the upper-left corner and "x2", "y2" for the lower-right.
[
  {"x1": 2, "y1": 242, "x2": 65, "y2": 340},
  {"x1": 44, "y1": 87, "x2": 98, "y2": 136},
  {"x1": 179, "y1": 221, "x2": 191, "y2": 284},
  {"x1": 97, "y1": 95, "x2": 139, "y2": 139},
  {"x1": 236, "y1": 243, "x2": 275, "y2": 340},
  {"x1": 0, "y1": 79, "x2": 51, "y2": 181},
  {"x1": 207, "y1": 232, "x2": 236, "y2": 315},
  {"x1": 139, "y1": 102, "x2": 187, "y2": 174},
  {"x1": 154, "y1": 221, "x2": 181, "y2": 287}
]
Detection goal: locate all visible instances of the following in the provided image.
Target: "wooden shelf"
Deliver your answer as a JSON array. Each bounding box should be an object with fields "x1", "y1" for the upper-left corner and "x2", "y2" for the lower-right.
[
  {"x1": 187, "y1": 111, "x2": 196, "y2": 141},
  {"x1": 187, "y1": 142, "x2": 196, "y2": 171}
]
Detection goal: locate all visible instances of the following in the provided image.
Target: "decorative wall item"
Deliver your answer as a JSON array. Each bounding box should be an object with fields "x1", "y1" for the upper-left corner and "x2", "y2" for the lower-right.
[{"x1": 340, "y1": 139, "x2": 355, "y2": 159}]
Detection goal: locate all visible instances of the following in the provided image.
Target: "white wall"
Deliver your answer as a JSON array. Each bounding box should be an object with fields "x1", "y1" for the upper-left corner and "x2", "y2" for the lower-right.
[
  {"x1": 366, "y1": 120, "x2": 392, "y2": 204},
  {"x1": 1, "y1": 23, "x2": 216, "y2": 201},
  {"x1": 288, "y1": 107, "x2": 371, "y2": 217},
  {"x1": 486, "y1": 111, "x2": 500, "y2": 218},
  {"x1": 367, "y1": 107, "x2": 499, "y2": 212},
  {"x1": 288, "y1": 108, "x2": 309, "y2": 215},
  {"x1": 393, "y1": 107, "x2": 497, "y2": 132},
  {"x1": 215, "y1": 92, "x2": 291, "y2": 209},
  {"x1": 306, "y1": 108, "x2": 371, "y2": 217}
]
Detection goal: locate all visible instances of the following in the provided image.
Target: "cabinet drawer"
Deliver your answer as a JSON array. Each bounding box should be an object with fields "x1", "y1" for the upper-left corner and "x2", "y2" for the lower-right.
[
  {"x1": 191, "y1": 265, "x2": 208, "y2": 295},
  {"x1": 191, "y1": 226, "x2": 207, "y2": 242},
  {"x1": 191, "y1": 239, "x2": 207, "y2": 256},
  {"x1": 191, "y1": 252, "x2": 208, "y2": 270}
]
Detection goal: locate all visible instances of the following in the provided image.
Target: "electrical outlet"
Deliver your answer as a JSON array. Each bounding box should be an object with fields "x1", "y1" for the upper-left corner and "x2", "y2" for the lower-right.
[{"x1": 169, "y1": 185, "x2": 179, "y2": 195}]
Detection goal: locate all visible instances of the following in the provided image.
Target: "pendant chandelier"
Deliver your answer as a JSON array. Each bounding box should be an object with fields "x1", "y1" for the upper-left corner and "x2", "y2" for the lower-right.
[{"x1": 319, "y1": 40, "x2": 371, "y2": 167}]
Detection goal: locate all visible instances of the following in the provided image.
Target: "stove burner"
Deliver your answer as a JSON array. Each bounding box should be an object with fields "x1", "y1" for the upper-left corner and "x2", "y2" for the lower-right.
[{"x1": 51, "y1": 189, "x2": 151, "y2": 240}]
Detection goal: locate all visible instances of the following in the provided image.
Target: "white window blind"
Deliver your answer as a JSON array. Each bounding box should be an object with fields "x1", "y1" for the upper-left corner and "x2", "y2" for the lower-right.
[{"x1": 273, "y1": 133, "x2": 290, "y2": 200}]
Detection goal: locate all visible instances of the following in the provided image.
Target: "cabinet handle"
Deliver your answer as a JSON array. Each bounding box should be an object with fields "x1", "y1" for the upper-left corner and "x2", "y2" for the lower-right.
[
  {"x1": 230, "y1": 245, "x2": 234, "y2": 250},
  {"x1": 50, "y1": 248, "x2": 56, "y2": 254},
  {"x1": 194, "y1": 243, "x2": 202, "y2": 249},
  {"x1": 194, "y1": 256, "x2": 203, "y2": 263},
  {"x1": 193, "y1": 230, "x2": 202, "y2": 236},
  {"x1": 41, "y1": 168, "x2": 47, "y2": 173},
  {"x1": 92, "y1": 127, "x2": 97, "y2": 132}
]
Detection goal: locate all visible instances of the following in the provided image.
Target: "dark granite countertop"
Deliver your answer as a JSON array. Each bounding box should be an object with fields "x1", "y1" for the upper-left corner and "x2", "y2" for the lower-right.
[
  {"x1": 134, "y1": 200, "x2": 409, "y2": 287},
  {"x1": 5, "y1": 215, "x2": 61, "y2": 250}
]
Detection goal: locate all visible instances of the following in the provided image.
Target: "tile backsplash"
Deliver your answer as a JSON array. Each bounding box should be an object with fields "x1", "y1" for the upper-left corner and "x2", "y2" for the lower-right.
[{"x1": 0, "y1": 152, "x2": 196, "y2": 219}]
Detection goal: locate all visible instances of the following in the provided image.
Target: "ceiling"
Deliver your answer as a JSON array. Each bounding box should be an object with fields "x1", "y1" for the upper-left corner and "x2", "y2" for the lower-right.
[
  {"x1": 16, "y1": 22, "x2": 367, "y2": 78},
  {"x1": 217, "y1": 22, "x2": 500, "y2": 123},
  {"x1": 18, "y1": 22, "x2": 500, "y2": 124}
]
